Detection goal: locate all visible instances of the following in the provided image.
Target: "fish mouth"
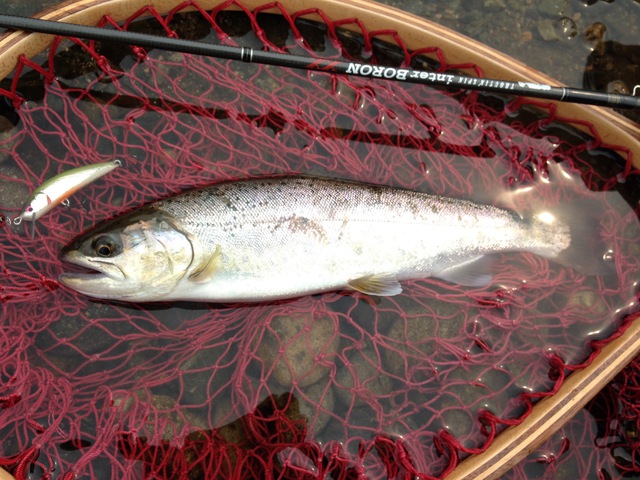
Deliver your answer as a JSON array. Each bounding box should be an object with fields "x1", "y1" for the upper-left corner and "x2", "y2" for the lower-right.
[{"x1": 59, "y1": 250, "x2": 125, "y2": 283}]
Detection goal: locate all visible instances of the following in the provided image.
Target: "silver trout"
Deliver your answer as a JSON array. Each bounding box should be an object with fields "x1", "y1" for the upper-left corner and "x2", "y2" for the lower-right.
[{"x1": 58, "y1": 177, "x2": 611, "y2": 302}]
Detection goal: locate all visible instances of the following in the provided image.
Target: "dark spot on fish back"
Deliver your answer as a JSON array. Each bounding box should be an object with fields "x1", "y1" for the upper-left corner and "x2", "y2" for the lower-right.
[{"x1": 284, "y1": 214, "x2": 327, "y2": 240}]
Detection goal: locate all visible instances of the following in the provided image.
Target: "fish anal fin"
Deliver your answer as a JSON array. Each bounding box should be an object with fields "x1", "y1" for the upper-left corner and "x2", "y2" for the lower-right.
[
  {"x1": 436, "y1": 256, "x2": 494, "y2": 287},
  {"x1": 348, "y1": 274, "x2": 402, "y2": 296},
  {"x1": 189, "y1": 245, "x2": 222, "y2": 284}
]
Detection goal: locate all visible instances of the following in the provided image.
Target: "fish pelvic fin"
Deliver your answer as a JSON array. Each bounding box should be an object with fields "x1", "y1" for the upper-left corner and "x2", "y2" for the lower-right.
[
  {"x1": 189, "y1": 245, "x2": 222, "y2": 283},
  {"x1": 348, "y1": 273, "x2": 403, "y2": 296}
]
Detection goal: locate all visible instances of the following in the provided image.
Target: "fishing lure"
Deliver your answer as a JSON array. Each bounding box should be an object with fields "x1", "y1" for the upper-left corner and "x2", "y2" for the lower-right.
[{"x1": 14, "y1": 159, "x2": 121, "y2": 229}]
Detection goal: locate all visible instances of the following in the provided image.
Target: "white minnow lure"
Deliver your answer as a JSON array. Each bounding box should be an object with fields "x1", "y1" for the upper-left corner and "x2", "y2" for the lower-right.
[{"x1": 14, "y1": 159, "x2": 121, "y2": 227}]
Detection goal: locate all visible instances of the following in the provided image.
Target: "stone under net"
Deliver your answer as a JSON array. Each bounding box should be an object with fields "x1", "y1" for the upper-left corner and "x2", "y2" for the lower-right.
[{"x1": 0, "y1": 1, "x2": 639, "y2": 479}]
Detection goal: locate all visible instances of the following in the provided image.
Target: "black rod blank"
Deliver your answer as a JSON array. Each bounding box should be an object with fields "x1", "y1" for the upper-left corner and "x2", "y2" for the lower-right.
[{"x1": 0, "y1": 13, "x2": 639, "y2": 110}]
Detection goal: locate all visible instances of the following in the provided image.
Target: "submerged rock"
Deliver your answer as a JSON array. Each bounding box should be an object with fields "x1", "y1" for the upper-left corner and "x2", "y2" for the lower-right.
[
  {"x1": 583, "y1": 38, "x2": 640, "y2": 124},
  {"x1": 537, "y1": 17, "x2": 578, "y2": 41},
  {"x1": 294, "y1": 381, "x2": 335, "y2": 436},
  {"x1": 252, "y1": 310, "x2": 341, "y2": 388},
  {"x1": 537, "y1": 0, "x2": 570, "y2": 17},
  {"x1": 333, "y1": 344, "x2": 393, "y2": 409}
]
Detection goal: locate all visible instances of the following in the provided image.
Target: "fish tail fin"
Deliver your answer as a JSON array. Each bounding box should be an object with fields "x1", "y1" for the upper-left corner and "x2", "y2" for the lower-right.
[{"x1": 527, "y1": 191, "x2": 625, "y2": 276}]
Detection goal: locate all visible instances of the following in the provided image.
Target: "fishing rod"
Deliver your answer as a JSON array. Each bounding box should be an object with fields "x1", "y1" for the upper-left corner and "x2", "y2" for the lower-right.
[{"x1": 1, "y1": 13, "x2": 639, "y2": 110}]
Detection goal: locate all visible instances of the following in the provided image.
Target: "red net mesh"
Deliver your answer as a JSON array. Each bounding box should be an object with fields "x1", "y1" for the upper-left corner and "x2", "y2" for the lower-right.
[{"x1": 0, "y1": 2, "x2": 639, "y2": 479}]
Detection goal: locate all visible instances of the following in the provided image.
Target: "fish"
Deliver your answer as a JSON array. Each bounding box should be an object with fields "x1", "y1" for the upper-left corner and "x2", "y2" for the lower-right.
[
  {"x1": 58, "y1": 176, "x2": 614, "y2": 303},
  {"x1": 14, "y1": 159, "x2": 121, "y2": 228}
]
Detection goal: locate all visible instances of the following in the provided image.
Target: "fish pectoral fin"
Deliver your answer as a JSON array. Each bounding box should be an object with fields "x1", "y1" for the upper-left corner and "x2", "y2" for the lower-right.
[
  {"x1": 189, "y1": 245, "x2": 222, "y2": 284},
  {"x1": 436, "y1": 256, "x2": 493, "y2": 287},
  {"x1": 348, "y1": 274, "x2": 402, "y2": 296}
]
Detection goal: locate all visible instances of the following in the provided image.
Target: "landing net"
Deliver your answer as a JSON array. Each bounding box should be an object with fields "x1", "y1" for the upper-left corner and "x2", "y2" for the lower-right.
[{"x1": 0, "y1": 2, "x2": 639, "y2": 479}]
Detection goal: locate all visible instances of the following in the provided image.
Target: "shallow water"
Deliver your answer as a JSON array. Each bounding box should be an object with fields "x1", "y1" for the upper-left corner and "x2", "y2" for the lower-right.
[{"x1": 0, "y1": 7, "x2": 639, "y2": 480}]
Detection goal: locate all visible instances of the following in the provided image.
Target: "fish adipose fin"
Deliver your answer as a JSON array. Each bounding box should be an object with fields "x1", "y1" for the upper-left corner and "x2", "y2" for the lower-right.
[
  {"x1": 189, "y1": 245, "x2": 222, "y2": 283},
  {"x1": 348, "y1": 274, "x2": 403, "y2": 296},
  {"x1": 435, "y1": 256, "x2": 494, "y2": 287}
]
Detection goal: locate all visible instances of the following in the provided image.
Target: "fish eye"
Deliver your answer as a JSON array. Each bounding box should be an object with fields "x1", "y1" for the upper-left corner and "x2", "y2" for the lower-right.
[{"x1": 92, "y1": 235, "x2": 120, "y2": 257}]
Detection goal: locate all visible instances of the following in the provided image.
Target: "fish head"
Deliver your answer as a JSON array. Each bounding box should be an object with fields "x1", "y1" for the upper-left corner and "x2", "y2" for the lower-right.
[{"x1": 59, "y1": 209, "x2": 195, "y2": 301}]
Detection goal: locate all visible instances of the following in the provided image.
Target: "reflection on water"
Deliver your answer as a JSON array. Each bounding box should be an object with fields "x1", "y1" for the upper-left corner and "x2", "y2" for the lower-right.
[{"x1": 0, "y1": 8, "x2": 639, "y2": 479}]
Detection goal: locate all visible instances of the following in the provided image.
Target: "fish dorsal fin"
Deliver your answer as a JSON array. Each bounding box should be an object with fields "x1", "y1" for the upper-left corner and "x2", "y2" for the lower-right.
[
  {"x1": 189, "y1": 245, "x2": 222, "y2": 284},
  {"x1": 348, "y1": 274, "x2": 402, "y2": 296},
  {"x1": 435, "y1": 256, "x2": 494, "y2": 287}
]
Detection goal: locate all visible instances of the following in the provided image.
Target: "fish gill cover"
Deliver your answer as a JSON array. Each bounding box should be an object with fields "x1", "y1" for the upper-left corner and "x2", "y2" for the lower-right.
[{"x1": 0, "y1": 1, "x2": 639, "y2": 479}]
